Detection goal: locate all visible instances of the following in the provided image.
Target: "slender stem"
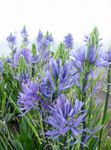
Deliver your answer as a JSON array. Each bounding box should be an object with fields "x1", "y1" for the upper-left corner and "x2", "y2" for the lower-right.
[
  {"x1": 32, "y1": 64, "x2": 35, "y2": 77},
  {"x1": 79, "y1": 72, "x2": 88, "y2": 150},
  {"x1": 98, "y1": 65, "x2": 111, "y2": 150},
  {"x1": 38, "y1": 102, "x2": 46, "y2": 141},
  {"x1": 39, "y1": 112, "x2": 45, "y2": 140},
  {"x1": 59, "y1": 135, "x2": 67, "y2": 150},
  {"x1": 88, "y1": 86, "x2": 93, "y2": 127}
]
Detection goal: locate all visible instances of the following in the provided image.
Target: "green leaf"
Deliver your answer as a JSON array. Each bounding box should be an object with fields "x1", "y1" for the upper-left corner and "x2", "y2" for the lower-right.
[
  {"x1": 1, "y1": 92, "x2": 7, "y2": 115},
  {"x1": 32, "y1": 43, "x2": 37, "y2": 56}
]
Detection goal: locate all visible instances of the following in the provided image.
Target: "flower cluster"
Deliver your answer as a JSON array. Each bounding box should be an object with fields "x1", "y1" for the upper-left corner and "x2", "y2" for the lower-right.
[
  {"x1": 64, "y1": 33, "x2": 73, "y2": 49},
  {"x1": 9, "y1": 49, "x2": 31, "y2": 68},
  {"x1": 18, "y1": 58, "x2": 78, "y2": 112},
  {"x1": 9, "y1": 49, "x2": 40, "y2": 68},
  {"x1": 40, "y1": 59, "x2": 76, "y2": 100},
  {"x1": 16, "y1": 72, "x2": 30, "y2": 84},
  {"x1": 3, "y1": 27, "x2": 111, "y2": 149},
  {"x1": 71, "y1": 46, "x2": 109, "y2": 72},
  {"x1": 37, "y1": 31, "x2": 53, "y2": 51},
  {"x1": 100, "y1": 50, "x2": 111, "y2": 64},
  {"x1": 46, "y1": 94, "x2": 86, "y2": 140},
  {"x1": 7, "y1": 33, "x2": 16, "y2": 51},
  {"x1": 21, "y1": 26, "x2": 29, "y2": 46},
  {"x1": 36, "y1": 31, "x2": 53, "y2": 61},
  {"x1": 18, "y1": 81, "x2": 40, "y2": 114}
]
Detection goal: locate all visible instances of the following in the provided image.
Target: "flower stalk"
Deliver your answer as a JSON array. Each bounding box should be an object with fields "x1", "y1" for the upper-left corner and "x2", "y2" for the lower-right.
[{"x1": 79, "y1": 71, "x2": 88, "y2": 150}]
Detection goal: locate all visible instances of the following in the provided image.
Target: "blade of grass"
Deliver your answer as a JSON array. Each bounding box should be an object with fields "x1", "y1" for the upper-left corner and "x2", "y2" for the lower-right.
[{"x1": 9, "y1": 97, "x2": 42, "y2": 144}]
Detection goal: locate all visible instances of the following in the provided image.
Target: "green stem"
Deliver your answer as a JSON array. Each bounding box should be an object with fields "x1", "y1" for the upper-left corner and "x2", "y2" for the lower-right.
[
  {"x1": 59, "y1": 135, "x2": 67, "y2": 150},
  {"x1": 32, "y1": 64, "x2": 35, "y2": 77},
  {"x1": 79, "y1": 72, "x2": 88, "y2": 150},
  {"x1": 98, "y1": 65, "x2": 111, "y2": 150},
  {"x1": 9, "y1": 97, "x2": 42, "y2": 144},
  {"x1": 88, "y1": 86, "x2": 93, "y2": 127},
  {"x1": 38, "y1": 102, "x2": 46, "y2": 141}
]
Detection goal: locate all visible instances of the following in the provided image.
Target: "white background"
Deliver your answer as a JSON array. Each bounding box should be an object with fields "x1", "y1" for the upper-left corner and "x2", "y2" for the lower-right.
[{"x1": 0, "y1": 0, "x2": 111, "y2": 55}]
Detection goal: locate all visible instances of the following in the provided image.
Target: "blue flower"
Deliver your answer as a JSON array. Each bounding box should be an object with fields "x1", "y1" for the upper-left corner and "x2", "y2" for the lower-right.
[
  {"x1": 16, "y1": 72, "x2": 30, "y2": 84},
  {"x1": 99, "y1": 50, "x2": 111, "y2": 66},
  {"x1": 36, "y1": 31, "x2": 53, "y2": 52},
  {"x1": 40, "y1": 59, "x2": 76, "y2": 100},
  {"x1": 36, "y1": 31, "x2": 53, "y2": 63},
  {"x1": 46, "y1": 94, "x2": 86, "y2": 139},
  {"x1": 37, "y1": 30, "x2": 43, "y2": 45},
  {"x1": 18, "y1": 81, "x2": 40, "y2": 113},
  {"x1": 46, "y1": 33, "x2": 53, "y2": 43},
  {"x1": 0, "y1": 60, "x2": 4, "y2": 74},
  {"x1": 7, "y1": 33, "x2": 16, "y2": 50},
  {"x1": 21, "y1": 26, "x2": 29, "y2": 45},
  {"x1": 10, "y1": 49, "x2": 32, "y2": 68},
  {"x1": 64, "y1": 33, "x2": 73, "y2": 49},
  {"x1": 71, "y1": 46, "x2": 109, "y2": 72},
  {"x1": 21, "y1": 49, "x2": 32, "y2": 63},
  {"x1": 7, "y1": 33, "x2": 16, "y2": 44},
  {"x1": 31, "y1": 55, "x2": 40, "y2": 64},
  {"x1": 11, "y1": 52, "x2": 21, "y2": 67}
]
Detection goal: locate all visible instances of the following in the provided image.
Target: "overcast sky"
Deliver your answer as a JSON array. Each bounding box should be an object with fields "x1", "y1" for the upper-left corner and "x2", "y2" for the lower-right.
[{"x1": 0, "y1": 0, "x2": 111, "y2": 55}]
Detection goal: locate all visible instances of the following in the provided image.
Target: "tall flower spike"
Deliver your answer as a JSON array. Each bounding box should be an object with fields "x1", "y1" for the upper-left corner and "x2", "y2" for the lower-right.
[
  {"x1": 46, "y1": 31, "x2": 53, "y2": 43},
  {"x1": 46, "y1": 94, "x2": 86, "y2": 140},
  {"x1": 21, "y1": 26, "x2": 29, "y2": 46},
  {"x1": 37, "y1": 31, "x2": 53, "y2": 52},
  {"x1": 7, "y1": 33, "x2": 16, "y2": 51},
  {"x1": 64, "y1": 33, "x2": 73, "y2": 49},
  {"x1": 37, "y1": 30, "x2": 43, "y2": 45},
  {"x1": 11, "y1": 51, "x2": 21, "y2": 68},
  {"x1": 36, "y1": 30, "x2": 53, "y2": 59}
]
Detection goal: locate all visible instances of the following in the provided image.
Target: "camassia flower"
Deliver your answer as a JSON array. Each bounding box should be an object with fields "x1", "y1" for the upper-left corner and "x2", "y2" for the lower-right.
[
  {"x1": 21, "y1": 26, "x2": 29, "y2": 46},
  {"x1": 36, "y1": 30, "x2": 43, "y2": 48},
  {"x1": 36, "y1": 30, "x2": 53, "y2": 62},
  {"x1": 18, "y1": 81, "x2": 40, "y2": 114},
  {"x1": 64, "y1": 33, "x2": 73, "y2": 49},
  {"x1": 100, "y1": 50, "x2": 111, "y2": 65},
  {"x1": 21, "y1": 49, "x2": 32, "y2": 63},
  {"x1": 37, "y1": 30, "x2": 53, "y2": 52},
  {"x1": 71, "y1": 46, "x2": 109, "y2": 72},
  {"x1": 39, "y1": 59, "x2": 77, "y2": 100},
  {"x1": 10, "y1": 49, "x2": 33, "y2": 67},
  {"x1": 31, "y1": 55, "x2": 40, "y2": 64},
  {"x1": 16, "y1": 72, "x2": 30, "y2": 84},
  {"x1": 7, "y1": 33, "x2": 16, "y2": 51},
  {"x1": 46, "y1": 94, "x2": 86, "y2": 139}
]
